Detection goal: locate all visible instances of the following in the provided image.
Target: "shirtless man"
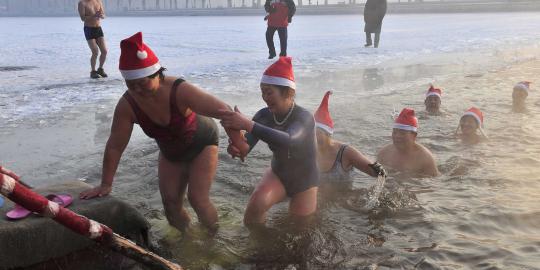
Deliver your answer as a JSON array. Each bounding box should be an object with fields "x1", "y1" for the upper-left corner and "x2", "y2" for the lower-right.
[
  {"x1": 78, "y1": 0, "x2": 108, "y2": 79},
  {"x1": 377, "y1": 108, "x2": 440, "y2": 177}
]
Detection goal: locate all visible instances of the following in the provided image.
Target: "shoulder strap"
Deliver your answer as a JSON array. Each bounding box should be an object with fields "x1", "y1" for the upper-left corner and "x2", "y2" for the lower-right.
[
  {"x1": 169, "y1": 78, "x2": 186, "y2": 114},
  {"x1": 122, "y1": 91, "x2": 139, "y2": 115},
  {"x1": 337, "y1": 144, "x2": 347, "y2": 163},
  {"x1": 123, "y1": 91, "x2": 149, "y2": 125}
]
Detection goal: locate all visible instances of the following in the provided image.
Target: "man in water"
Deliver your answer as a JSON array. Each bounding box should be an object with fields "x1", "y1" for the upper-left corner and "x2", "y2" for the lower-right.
[
  {"x1": 377, "y1": 108, "x2": 440, "y2": 177},
  {"x1": 78, "y1": 0, "x2": 108, "y2": 79},
  {"x1": 424, "y1": 85, "x2": 442, "y2": 115}
]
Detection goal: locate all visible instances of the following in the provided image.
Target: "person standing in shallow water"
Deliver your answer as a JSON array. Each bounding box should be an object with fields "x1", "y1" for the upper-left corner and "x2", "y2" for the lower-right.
[
  {"x1": 219, "y1": 57, "x2": 319, "y2": 227},
  {"x1": 264, "y1": 0, "x2": 296, "y2": 59},
  {"x1": 315, "y1": 91, "x2": 386, "y2": 188},
  {"x1": 80, "y1": 32, "x2": 249, "y2": 233},
  {"x1": 424, "y1": 85, "x2": 443, "y2": 115},
  {"x1": 512, "y1": 81, "x2": 532, "y2": 113},
  {"x1": 78, "y1": 0, "x2": 108, "y2": 79},
  {"x1": 377, "y1": 108, "x2": 440, "y2": 177},
  {"x1": 363, "y1": 0, "x2": 387, "y2": 48},
  {"x1": 455, "y1": 107, "x2": 486, "y2": 145}
]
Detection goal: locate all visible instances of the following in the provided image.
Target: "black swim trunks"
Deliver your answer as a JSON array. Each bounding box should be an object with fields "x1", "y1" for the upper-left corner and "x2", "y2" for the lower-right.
[{"x1": 84, "y1": 26, "x2": 104, "y2": 41}]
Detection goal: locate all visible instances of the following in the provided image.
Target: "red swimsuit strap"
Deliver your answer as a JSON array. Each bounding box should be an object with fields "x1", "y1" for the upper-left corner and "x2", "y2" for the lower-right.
[{"x1": 122, "y1": 78, "x2": 193, "y2": 140}]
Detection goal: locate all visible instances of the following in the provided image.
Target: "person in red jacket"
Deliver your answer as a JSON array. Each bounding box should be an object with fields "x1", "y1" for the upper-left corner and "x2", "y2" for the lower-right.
[{"x1": 264, "y1": 0, "x2": 296, "y2": 59}]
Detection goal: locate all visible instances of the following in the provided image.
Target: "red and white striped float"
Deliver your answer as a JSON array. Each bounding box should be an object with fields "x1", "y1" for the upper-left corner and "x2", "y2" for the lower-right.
[
  {"x1": 0, "y1": 166, "x2": 112, "y2": 242},
  {"x1": 0, "y1": 166, "x2": 181, "y2": 270}
]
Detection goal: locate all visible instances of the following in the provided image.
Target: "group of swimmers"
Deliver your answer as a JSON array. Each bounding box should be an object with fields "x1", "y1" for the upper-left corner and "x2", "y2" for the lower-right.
[
  {"x1": 74, "y1": 0, "x2": 532, "y2": 235},
  {"x1": 76, "y1": 31, "x2": 389, "y2": 233},
  {"x1": 387, "y1": 80, "x2": 532, "y2": 177},
  {"x1": 76, "y1": 30, "x2": 535, "y2": 234}
]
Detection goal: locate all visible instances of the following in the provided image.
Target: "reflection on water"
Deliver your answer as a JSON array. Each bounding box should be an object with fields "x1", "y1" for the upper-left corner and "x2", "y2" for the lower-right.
[{"x1": 363, "y1": 68, "x2": 385, "y2": 91}]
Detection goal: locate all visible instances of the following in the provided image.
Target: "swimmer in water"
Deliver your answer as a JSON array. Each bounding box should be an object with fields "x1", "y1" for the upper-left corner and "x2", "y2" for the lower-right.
[
  {"x1": 314, "y1": 91, "x2": 386, "y2": 189},
  {"x1": 424, "y1": 85, "x2": 443, "y2": 116},
  {"x1": 512, "y1": 81, "x2": 531, "y2": 113},
  {"x1": 456, "y1": 107, "x2": 487, "y2": 145},
  {"x1": 377, "y1": 108, "x2": 440, "y2": 177},
  {"x1": 219, "y1": 57, "x2": 319, "y2": 227}
]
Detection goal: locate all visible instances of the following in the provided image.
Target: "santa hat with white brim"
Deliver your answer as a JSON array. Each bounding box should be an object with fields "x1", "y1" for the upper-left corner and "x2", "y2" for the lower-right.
[
  {"x1": 394, "y1": 108, "x2": 418, "y2": 133},
  {"x1": 260, "y1": 57, "x2": 296, "y2": 90},
  {"x1": 514, "y1": 81, "x2": 532, "y2": 93},
  {"x1": 119, "y1": 32, "x2": 162, "y2": 80},
  {"x1": 426, "y1": 85, "x2": 442, "y2": 98},
  {"x1": 315, "y1": 91, "x2": 334, "y2": 134},
  {"x1": 458, "y1": 107, "x2": 488, "y2": 138}
]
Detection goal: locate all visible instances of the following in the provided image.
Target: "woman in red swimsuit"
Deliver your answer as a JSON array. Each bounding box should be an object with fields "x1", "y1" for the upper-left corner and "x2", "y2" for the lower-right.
[{"x1": 80, "y1": 32, "x2": 248, "y2": 233}]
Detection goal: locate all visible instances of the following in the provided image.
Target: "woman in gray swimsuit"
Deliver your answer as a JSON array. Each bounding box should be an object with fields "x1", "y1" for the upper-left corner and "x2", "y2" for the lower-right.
[
  {"x1": 314, "y1": 91, "x2": 386, "y2": 187},
  {"x1": 220, "y1": 57, "x2": 319, "y2": 227}
]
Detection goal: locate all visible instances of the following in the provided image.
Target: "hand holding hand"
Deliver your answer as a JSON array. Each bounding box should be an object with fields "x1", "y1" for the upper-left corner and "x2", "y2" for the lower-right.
[
  {"x1": 227, "y1": 135, "x2": 249, "y2": 162},
  {"x1": 227, "y1": 142, "x2": 245, "y2": 162},
  {"x1": 219, "y1": 106, "x2": 253, "y2": 132}
]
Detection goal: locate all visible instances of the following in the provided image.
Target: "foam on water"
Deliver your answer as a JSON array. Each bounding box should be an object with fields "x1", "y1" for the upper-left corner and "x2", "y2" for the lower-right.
[{"x1": 365, "y1": 175, "x2": 386, "y2": 209}]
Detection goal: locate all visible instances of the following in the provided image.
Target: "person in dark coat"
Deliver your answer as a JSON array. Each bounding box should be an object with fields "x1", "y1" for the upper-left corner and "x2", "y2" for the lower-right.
[
  {"x1": 264, "y1": 0, "x2": 296, "y2": 59},
  {"x1": 364, "y1": 0, "x2": 387, "y2": 48}
]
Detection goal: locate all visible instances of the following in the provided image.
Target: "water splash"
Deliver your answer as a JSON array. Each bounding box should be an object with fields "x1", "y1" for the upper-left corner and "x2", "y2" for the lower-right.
[{"x1": 366, "y1": 175, "x2": 386, "y2": 209}]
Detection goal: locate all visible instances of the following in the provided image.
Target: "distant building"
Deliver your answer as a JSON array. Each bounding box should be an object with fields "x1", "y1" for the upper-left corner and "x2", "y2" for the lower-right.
[{"x1": 0, "y1": 0, "x2": 536, "y2": 16}]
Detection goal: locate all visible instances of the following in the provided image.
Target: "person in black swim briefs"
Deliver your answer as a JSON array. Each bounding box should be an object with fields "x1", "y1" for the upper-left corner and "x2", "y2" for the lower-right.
[
  {"x1": 219, "y1": 57, "x2": 319, "y2": 227},
  {"x1": 78, "y1": 0, "x2": 108, "y2": 79}
]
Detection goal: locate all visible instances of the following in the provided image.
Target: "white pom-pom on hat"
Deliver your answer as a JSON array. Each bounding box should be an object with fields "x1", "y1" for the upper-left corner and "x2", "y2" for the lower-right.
[{"x1": 137, "y1": 50, "x2": 148, "y2": 60}]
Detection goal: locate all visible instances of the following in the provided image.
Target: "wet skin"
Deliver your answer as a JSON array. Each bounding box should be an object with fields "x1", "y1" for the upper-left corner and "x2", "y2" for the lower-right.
[
  {"x1": 424, "y1": 95, "x2": 441, "y2": 114},
  {"x1": 392, "y1": 128, "x2": 417, "y2": 152},
  {"x1": 459, "y1": 115, "x2": 478, "y2": 136}
]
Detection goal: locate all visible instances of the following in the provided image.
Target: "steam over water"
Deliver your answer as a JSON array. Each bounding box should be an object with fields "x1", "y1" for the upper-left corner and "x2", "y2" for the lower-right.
[{"x1": 2, "y1": 13, "x2": 540, "y2": 269}]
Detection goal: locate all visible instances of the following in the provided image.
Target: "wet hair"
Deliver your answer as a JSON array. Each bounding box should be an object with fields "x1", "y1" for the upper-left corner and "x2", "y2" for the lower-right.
[{"x1": 147, "y1": 67, "x2": 167, "y2": 81}]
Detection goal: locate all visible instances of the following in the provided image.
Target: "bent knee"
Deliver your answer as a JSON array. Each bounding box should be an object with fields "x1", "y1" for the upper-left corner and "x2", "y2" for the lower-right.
[
  {"x1": 245, "y1": 197, "x2": 270, "y2": 218},
  {"x1": 162, "y1": 197, "x2": 183, "y2": 210},
  {"x1": 289, "y1": 206, "x2": 316, "y2": 217},
  {"x1": 187, "y1": 192, "x2": 211, "y2": 209}
]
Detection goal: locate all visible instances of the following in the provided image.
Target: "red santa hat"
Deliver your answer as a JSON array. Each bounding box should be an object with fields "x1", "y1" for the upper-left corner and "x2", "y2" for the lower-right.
[
  {"x1": 260, "y1": 56, "x2": 296, "y2": 90},
  {"x1": 513, "y1": 81, "x2": 532, "y2": 93},
  {"x1": 394, "y1": 108, "x2": 418, "y2": 132},
  {"x1": 462, "y1": 107, "x2": 483, "y2": 127},
  {"x1": 426, "y1": 85, "x2": 442, "y2": 98},
  {"x1": 119, "y1": 32, "x2": 161, "y2": 80},
  {"x1": 315, "y1": 91, "x2": 334, "y2": 134}
]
